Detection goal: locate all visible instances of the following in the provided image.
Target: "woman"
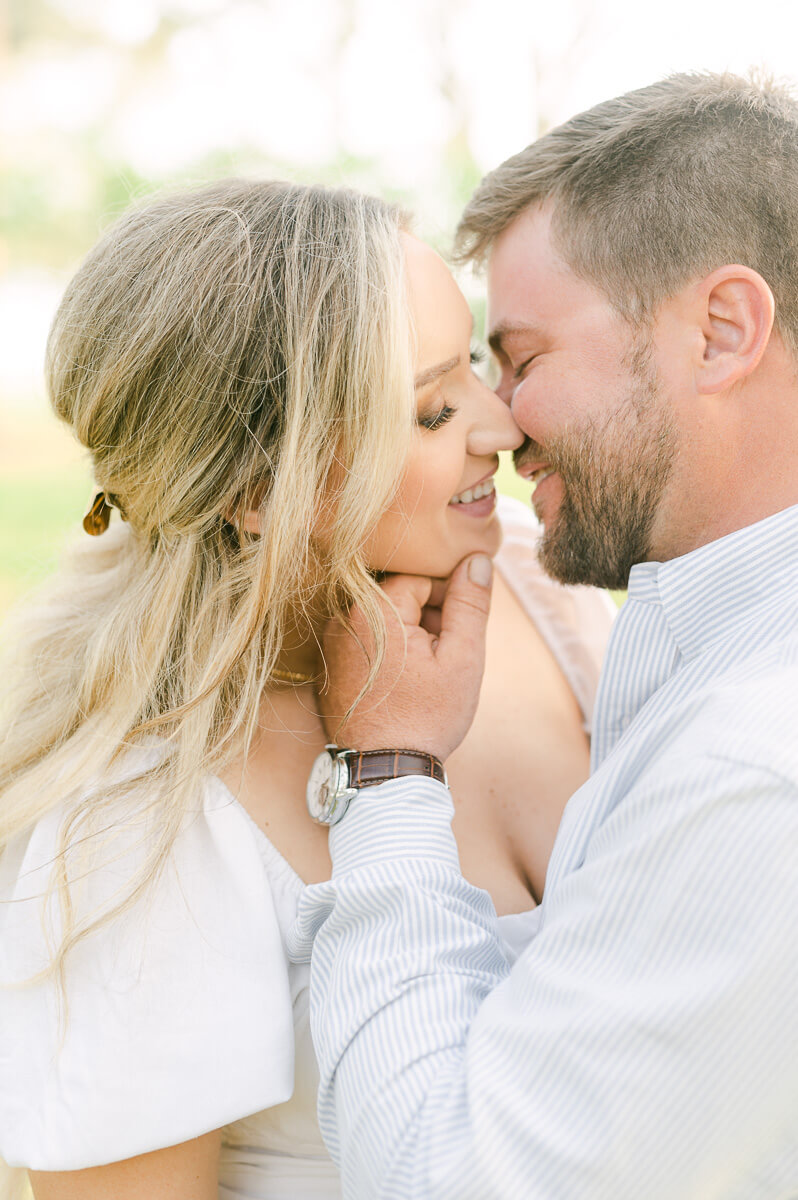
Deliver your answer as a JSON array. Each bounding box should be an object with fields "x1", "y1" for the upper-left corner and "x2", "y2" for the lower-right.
[{"x1": 0, "y1": 181, "x2": 614, "y2": 1199}]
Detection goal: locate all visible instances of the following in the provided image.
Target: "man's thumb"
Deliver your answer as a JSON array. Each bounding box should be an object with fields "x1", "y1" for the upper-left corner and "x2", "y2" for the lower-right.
[{"x1": 437, "y1": 554, "x2": 493, "y2": 655}]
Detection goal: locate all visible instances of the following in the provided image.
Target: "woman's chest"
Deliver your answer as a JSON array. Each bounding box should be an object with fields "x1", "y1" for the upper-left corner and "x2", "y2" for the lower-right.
[
  {"x1": 228, "y1": 573, "x2": 591, "y2": 906},
  {"x1": 447, "y1": 573, "x2": 591, "y2": 908},
  {"x1": 219, "y1": 688, "x2": 333, "y2": 885}
]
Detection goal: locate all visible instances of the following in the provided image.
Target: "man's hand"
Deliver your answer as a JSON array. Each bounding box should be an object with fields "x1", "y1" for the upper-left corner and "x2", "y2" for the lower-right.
[{"x1": 319, "y1": 554, "x2": 494, "y2": 762}]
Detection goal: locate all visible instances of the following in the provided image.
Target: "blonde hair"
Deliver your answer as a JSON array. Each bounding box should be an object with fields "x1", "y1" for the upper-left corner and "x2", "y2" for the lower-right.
[
  {"x1": 456, "y1": 71, "x2": 798, "y2": 357},
  {"x1": 0, "y1": 180, "x2": 414, "y2": 980}
]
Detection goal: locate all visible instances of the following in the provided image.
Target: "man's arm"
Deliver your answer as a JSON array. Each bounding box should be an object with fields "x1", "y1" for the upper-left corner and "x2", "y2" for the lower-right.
[
  {"x1": 296, "y1": 558, "x2": 798, "y2": 1197},
  {"x1": 291, "y1": 760, "x2": 798, "y2": 1199}
]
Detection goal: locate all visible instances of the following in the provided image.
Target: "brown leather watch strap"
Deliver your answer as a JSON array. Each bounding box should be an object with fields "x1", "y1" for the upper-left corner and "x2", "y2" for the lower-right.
[{"x1": 346, "y1": 749, "x2": 447, "y2": 789}]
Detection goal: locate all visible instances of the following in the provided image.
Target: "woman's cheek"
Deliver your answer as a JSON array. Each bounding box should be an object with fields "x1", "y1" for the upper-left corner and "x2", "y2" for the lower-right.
[
  {"x1": 396, "y1": 443, "x2": 447, "y2": 522},
  {"x1": 364, "y1": 435, "x2": 464, "y2": 572},
  {"x1": 361, "y1": 466, "x2": 427, "y2": 570}
]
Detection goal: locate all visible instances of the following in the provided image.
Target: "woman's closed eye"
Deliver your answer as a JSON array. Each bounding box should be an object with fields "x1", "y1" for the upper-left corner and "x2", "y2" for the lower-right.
[
  {"x1": 417, "y1": 346, "x2": 485, "y2": 431},
  {"x1": 417, "y1": 403, "x2": 457, "y2": 431}
]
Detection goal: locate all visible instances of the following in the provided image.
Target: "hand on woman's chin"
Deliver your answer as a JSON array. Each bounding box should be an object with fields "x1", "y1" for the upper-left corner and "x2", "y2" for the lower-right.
[
  {"x1": 370, "y1": 558, "x2": 459, "y2": 586},
  {"x1": 372, "y1": 563, "x2": 484, "y2": 640},
  {"x1": 387, "y1": 542, "x2": 500, "y2": 583},
  {"x1": 420, "y1": 577, "x2": 448, "y2": 637}
]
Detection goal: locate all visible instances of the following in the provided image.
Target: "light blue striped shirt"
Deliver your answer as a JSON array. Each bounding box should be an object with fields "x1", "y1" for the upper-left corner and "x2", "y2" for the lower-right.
[{"x1": 289, "y1": 505, "x2": 798, "y2": 1199}]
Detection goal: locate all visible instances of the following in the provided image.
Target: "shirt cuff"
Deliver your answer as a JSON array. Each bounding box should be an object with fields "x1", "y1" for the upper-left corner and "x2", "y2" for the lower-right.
[{"x1": 328, "y1": 777, "x2": 460, "y2": 876}]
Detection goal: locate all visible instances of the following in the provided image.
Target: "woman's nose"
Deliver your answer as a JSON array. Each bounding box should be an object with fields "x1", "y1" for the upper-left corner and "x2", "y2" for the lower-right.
[{"x1": 469, "y1": 384, "x2": 524, "y2": 455}]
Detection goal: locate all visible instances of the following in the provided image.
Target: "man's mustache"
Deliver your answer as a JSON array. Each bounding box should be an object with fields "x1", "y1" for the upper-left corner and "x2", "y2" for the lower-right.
[{"x1": 513, "y1": 438, "x2": 550, "y2": 473}]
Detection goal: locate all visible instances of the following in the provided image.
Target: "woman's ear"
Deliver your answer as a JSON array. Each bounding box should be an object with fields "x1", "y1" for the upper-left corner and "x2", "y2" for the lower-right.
[
  {"x1": 694, "y1": 265, "x2": 775, "y2": 394},
  {"x1": 222, "y1": 496, "x2": 262, "y2": 535},
  {"x1": 240, "y1": 508, "x2": 261, "y2": 535}
]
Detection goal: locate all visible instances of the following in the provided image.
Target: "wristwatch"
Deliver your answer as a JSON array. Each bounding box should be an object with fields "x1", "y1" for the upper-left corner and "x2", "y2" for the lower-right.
[{"x1": 306, "y1": 744, "x2": 448, "y2": 826}]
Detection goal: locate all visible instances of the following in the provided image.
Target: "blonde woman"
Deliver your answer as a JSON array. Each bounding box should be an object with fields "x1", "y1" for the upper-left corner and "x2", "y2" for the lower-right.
[{"x1": 0, "y1": 181, "x2": 614, "y2": 1200}]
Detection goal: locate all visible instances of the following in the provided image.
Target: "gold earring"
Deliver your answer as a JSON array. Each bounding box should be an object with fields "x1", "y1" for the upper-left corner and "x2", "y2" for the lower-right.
[{"x1": 83, "y1": 491, "x2": 112, "y2": 536}]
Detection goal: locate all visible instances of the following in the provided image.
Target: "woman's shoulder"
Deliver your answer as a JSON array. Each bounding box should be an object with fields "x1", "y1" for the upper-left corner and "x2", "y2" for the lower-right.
[
  {"x1": 495, "y1": 493, "x2": 618, "y2": 728},
  {"x1": 0, "y1": 749, "x2": 296, "y2": 1171},
  {"x1": 1, "y1": 745, "x2": 299, "y2": 971}
]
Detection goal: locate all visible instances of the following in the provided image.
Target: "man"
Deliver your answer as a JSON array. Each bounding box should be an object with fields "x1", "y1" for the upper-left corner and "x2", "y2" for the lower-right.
[{"x1": 289, "y1": 72, "x2": 798, "y2": 1198}]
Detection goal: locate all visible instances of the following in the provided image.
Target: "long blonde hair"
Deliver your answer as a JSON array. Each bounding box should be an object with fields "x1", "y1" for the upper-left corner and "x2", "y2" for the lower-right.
[{"x1": 0, "y1": 180, "x2": 414, "y2": 977}]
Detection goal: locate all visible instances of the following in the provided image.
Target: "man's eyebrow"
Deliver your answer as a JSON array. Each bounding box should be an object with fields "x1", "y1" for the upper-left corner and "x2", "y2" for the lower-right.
[
  {"x1": 487, "y1": 321, "x2": 544, "y2": 356},
  {"x1": 414, "y1": 355, "x2": 460, "y2": 390}
]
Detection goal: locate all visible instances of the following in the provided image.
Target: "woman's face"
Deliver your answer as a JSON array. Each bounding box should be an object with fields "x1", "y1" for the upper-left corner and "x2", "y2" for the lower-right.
[{"x1": 364, "y1": 235, "x2": 523, "y2": 578}]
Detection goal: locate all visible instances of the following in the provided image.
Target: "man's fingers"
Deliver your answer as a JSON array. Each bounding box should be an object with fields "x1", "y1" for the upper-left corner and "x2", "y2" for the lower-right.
[
  {"x1": 379, "y1": 573, "x2": 434, "y2": 627},
  {"x1": 436, "y1": 554, "x2": 493, "y2": 657},
  {"x1": 420, "y1": 604, "x2": 443, "y2": 638},
  {"x1": 426, "y1": 578, "x2": 448, "y2": 610},
  {"x1": 318, "y1": 558, "x2": 491, "y2": 761},
  {"x1": 325, "y1": 573, "x2": 429, "y2": 651},
  {"x1": 320, "y1": 572, "x2": 435, "y2": 705},
  {"x1": 418, "y1": 578, "x2": 447, "y2": 637}
]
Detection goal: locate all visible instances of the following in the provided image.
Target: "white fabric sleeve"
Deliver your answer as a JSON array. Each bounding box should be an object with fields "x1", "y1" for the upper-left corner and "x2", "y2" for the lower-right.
[
  {"x1": 495, "y1": 494, "x2": 617, "y2": 731},
  {"x1": 0, "y1": 783, "x2": 294, "y2": 1170}
]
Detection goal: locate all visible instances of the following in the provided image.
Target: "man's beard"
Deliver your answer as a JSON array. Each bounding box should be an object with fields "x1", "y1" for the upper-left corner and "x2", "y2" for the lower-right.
[{"x1": 515, "y1": 342, "x2": 677, "y2": 590}]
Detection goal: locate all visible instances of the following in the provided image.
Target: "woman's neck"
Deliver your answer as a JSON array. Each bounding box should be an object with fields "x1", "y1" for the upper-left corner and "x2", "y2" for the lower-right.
[{"x1": 273, "y1": 604, "x2": 325, "y2": 684}]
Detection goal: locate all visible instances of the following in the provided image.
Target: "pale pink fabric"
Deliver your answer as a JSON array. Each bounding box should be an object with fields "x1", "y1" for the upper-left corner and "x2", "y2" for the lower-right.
[{"x1": 495, "y1": 494, "x2": 617, "y2": 733}]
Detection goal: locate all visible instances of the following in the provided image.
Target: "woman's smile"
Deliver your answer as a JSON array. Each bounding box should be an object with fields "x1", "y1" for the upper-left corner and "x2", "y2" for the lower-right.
[{"x1": 448, "y1": 472, "x2": 498, "y2": 517}]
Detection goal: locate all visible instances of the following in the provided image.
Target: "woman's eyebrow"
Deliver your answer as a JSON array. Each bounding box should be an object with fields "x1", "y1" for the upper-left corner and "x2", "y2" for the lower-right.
[{"x1": 414, "y1": 355, "x2": 460, "y2": 390}]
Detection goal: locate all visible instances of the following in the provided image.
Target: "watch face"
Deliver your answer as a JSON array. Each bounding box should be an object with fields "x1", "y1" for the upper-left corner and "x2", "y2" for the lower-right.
[
  {"x1": 307, "y1": 746, "x2": 357, "y2": 825},
  {"x1": 307, "y1": 750, "x2": 336, "y2": 823}
]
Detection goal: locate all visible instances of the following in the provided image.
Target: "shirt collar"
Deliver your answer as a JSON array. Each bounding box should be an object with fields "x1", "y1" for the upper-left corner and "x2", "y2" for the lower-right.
[{"x1": 625, "y1": 504, "x2": 798, "y2": 662}]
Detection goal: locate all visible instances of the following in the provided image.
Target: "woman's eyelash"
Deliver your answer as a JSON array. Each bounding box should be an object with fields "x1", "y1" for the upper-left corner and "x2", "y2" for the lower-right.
[
  {"x1": 417, "y1": 349, "x2": 481, "y2": 430},
  {"x1": 418, "y1": 404, "x2": 457, "y2": 431}
]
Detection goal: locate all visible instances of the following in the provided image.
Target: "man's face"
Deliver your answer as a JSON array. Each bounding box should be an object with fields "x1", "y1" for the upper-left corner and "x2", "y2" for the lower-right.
[{"x1": 487, "y1": 204, "x2": 678, "y2": 589}]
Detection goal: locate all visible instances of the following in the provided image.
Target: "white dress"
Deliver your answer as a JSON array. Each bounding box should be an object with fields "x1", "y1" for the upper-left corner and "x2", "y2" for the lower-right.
[{"x1": 0, "y1": 498, "x2": 615, "y2": 1198}]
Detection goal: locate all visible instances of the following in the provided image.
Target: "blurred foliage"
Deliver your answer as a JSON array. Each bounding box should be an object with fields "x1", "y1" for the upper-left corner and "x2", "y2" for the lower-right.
[
  {"x1": 1, "y1": 140, "x2": 481, "y2": 273},
  {"x1": 0, "y1": 1, "x2": 498, "y2": 268}
]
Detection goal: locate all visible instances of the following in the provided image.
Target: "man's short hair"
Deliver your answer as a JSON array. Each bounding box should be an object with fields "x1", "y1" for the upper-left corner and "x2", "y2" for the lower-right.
[{"x1": 455, "y1": 72, "x2": 798, "y2": 356}]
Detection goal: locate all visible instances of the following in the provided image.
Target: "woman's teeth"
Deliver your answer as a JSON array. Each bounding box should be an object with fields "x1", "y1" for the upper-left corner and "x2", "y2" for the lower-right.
[{"x1": 450, "y1": 478, "x2": 496, "y2": 505}]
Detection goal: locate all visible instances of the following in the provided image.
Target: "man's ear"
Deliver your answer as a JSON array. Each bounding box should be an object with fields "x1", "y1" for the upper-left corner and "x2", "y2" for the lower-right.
[{"x1": 694, "y1": 265, "x2": 775, "y2": 394}]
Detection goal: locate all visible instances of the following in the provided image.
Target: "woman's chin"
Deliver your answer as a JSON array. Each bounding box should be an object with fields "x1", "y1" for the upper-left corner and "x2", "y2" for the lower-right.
[{"x1": 379, "y1": 525, "x2": 502, "y2": 579}]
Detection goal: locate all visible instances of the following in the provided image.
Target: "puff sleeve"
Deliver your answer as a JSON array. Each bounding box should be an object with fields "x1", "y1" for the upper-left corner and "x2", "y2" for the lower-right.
[{"x1": 0, "y1": 776, "x2": 294, "y2": 1170}]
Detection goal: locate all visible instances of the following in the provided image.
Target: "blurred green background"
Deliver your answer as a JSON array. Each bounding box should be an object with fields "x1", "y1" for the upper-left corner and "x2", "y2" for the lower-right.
[{"x1": 0, "y1": 410, "x2": 90, "y2": 615}]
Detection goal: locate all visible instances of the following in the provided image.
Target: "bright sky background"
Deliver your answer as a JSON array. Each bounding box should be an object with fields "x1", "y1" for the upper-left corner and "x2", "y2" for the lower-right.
[{"x1": 3, "y1": 0, "x2": 798, "y2": 404}]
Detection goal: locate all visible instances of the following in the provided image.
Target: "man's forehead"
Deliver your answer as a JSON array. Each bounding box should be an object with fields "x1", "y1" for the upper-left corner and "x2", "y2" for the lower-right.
[
  {"x1": 486, "y1": 256, "x2": 555, "y2": 349},
  {"x1": 485, "y1": 210, "x2": 589, "y2": 346},
  {"x1": 490, "y1": 202, "x2": 557, "y2": 262}
]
